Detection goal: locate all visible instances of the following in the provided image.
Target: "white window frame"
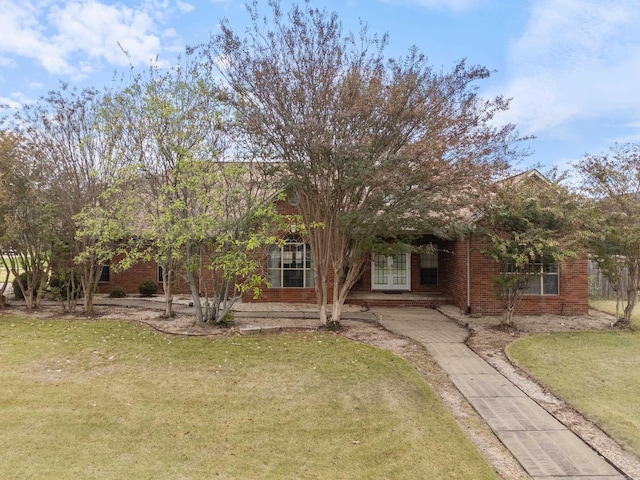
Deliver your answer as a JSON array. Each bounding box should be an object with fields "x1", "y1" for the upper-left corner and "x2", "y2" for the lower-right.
[
  {"x1": 268, "y1": 238, "x2": 314, "y2": 288},
  {"x1": 505, "y1": 260, "x2": 559, "y2": 296}
]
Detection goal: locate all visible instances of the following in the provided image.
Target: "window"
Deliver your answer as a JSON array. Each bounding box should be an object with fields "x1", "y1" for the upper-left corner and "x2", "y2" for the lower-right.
[
  {"x1": 525, "y1": 262, "x2": 559, "y2": 295},
  {"x1": 420, "y1": 247, "x2": 438, "y2": 285},
  {"x1": 505, "y1": 260, "x2": 559, "y2": 295},
  {"x1": 268, "y1": 237, "x2": 314, "y2": 288},
  {"x1": 99, "y1": 265, "x2": 110, "y2": 282}
]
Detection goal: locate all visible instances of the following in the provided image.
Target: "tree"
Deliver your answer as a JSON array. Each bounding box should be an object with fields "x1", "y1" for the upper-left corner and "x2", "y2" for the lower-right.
[
  {"x1": 170, "y1": 160, "x2": 287, "y2": 325},
  {"x1": 8, "y1": 85, "x2": 120, "y2": 314},
  {"x1": 205, "y1": 0, "x2": 522, "y2": 326},
  {"x1": 574, "y1": 143, "x2": 640, "y2": 326},
  {"x1": 96, "y1": 55, "x2": 286, "y2": 324},
  {"x1": 0, "y1": 131, "x2": 18, "y2": 303},
  {"x1": 0, "y1": 131, "x2": 58, "y2": 308},
  {"x1": 97, "y1": 56, "x2": 227, "y2": 318},
  {"x1": 479, "y1": 170, "x2": 582, "y2": 326}
]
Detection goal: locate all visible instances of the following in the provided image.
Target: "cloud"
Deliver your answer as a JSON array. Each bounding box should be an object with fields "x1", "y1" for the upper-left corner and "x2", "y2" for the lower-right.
[
  {"x1": 175, "y1": 0, "x2": 195, "y2": 13},
  {"x1": 0, "y1": 0, "x2": 185, "y2": 78},
  {"x1": 377, "y1": 0, "x2": 482, "y2": 13},
  {"x1": 0, "y1": 91, "x2": 34, "y2": 110},
  {"x1": 498, "y1": 0, "x2": 640, "y2": 136}
]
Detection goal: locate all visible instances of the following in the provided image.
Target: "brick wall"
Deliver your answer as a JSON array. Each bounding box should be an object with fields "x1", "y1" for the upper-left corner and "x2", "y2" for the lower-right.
[
  {"x1": 462, "y1": 237, "x2": 588, "y2": 315},
  {"x1": 96, "y1": 257, "x2": 207, "y2": 296},
  {"x1": 441, "y1": 239, "x2": 470, "y2": 312}
]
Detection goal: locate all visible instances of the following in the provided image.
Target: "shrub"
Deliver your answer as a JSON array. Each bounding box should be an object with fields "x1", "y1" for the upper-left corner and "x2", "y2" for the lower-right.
[
  {"x1": 12, "y1": 272, "x2": 45, "y2": 301},
  {"x1": 11, "y1": 273, "x2": 27, "y2": 300},
  {"x1": 49, "y1": 270, "x2": 81, "y2": 300},
  {"x1": 109, "y1": 288, "x2": 127, "y2": 298},
  {"x1": 138, "y1": 279, "x2": 158, "y2": 297}
]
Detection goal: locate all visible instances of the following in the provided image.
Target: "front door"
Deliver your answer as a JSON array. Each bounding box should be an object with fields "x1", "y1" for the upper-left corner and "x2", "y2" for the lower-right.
[{"x1": 371, "y1": 253, "x2": 411, "y2": 291}]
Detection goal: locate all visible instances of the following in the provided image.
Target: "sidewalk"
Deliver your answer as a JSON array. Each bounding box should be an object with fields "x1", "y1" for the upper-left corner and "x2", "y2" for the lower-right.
[{"x1": 375, "y1": 307, "x2": 626, "y2": 480}]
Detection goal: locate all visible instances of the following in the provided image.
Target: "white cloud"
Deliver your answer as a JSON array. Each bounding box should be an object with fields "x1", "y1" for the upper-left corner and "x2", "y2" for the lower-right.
[
  {"x1": 0, "y1": 91, "x2": 34, "y2": 110},
  {"x1": 0, "y1": 0, "x2": 185, "y2": 78},
  {"x1": 498, "y1": 0, "x2": 640, "y2": 136},
  {"x1": 175, "y1": 0, "x2": 195, "y2": 13},
  {"x1": 377, "y1": 0, "x2": 482, "y2": 13}
]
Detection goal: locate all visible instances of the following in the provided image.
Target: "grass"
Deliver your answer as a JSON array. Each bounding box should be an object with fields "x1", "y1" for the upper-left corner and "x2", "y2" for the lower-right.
[
  {"x1": 0, "y1": 258, "x2": 14, "y2": 286},
  {"x1": 0, "y1": 316, "x2": 497, "y2": 479},
  {"x1": 590, "y1": 298, "x2": 640, "y2": 328},
  {"x1": 508, "y1": 329, "x2": 640, "y2": 456}
]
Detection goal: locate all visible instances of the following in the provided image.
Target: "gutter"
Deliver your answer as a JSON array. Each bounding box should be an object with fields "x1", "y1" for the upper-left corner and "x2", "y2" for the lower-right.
[{"x1": 467, "y1": 235, "x2": 472, "y2": 314}]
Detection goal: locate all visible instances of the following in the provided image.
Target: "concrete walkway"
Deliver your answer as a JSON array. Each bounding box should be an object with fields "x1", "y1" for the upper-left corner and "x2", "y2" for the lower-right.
[{"x1": 375, "y1": 307, "x2": 625, "y2": 480}]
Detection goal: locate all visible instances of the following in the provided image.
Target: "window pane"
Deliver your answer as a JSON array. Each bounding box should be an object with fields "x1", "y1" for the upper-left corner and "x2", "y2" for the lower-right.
[
  {"x1": 524, "y1": 276, "x2": 541, "y2": 294},
  {"x1": 283, "y1": 270, "x2": 303, "y2": 287},
  {"x1": 420, "y1": 250, "x2": 438, "y2": 269},
  {"x1": 421, "y1": 268, "x2": 438, "y2": 285},
  {"x1": 99, "y1": 266, "x2": 110, "y2": 282},
  {"x1": 283, "y1": 244, "x2": 304, "y2": 269},
  {"x1": 392, "y1": 254, "x2": 408, "y2": 286},
  {"x1": 305, "y1": 246, "x2": 312, "y2": 268},
  {"x1": 543, "y1": 274, "x2": 559, "y2": 294},
  {"x1": 268, "y1": 248, "x2": 281, "y2": 269},
  {"x1": 268, "y1": 269, "x2": 281, "y2": 288},
  {"x1": 305, "y1": 268, "x2": 314, "y2": 288}
]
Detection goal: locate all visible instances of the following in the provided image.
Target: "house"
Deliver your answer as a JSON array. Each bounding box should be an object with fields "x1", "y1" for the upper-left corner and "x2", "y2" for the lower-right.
[{"x1": 98, "y1": 170, "x2": 589, "y2": 316}]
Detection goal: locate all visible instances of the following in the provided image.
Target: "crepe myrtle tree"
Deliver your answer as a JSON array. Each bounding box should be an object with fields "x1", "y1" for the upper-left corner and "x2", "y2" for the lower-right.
[
  {"x1": 97, "y1": 54, "x2": 228, "y2": 317},
  {"x1": 175, "y1": 161, "x2": 290, "y2": 326},
  {"x1": 0, "y1": 131, "x2": 58, "y2": 309},
  {"x1": 7, "y1": 85, "x2": 120, "y2": 314},
  {"x1": 0, "y1": 131, "x2": 18, "y2": 303},
  {"x1": 574, "y1": 143, "x2": 640, "y2": 326},
  {"x1": 479, "y1": 171, "x2": 583, "y2": 326},
  {"x1": 141, "y1": 154, "x2": 289, "y2": 326},
  {"x1": 204, "y1": 0, "x2": 524, "y2": 326}
]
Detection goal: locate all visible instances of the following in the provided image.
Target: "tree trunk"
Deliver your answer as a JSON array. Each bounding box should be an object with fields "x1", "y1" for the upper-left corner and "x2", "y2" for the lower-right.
[
  {"x1": 622, "y1": 288, "x2": 637, "y2": 326},
  {"x1": 187, "y1": 268, "x2": 204, "y2": 325},
  {"x1": 82, "y1": 263, "x2": 103, "y2": 316},
  {"x1": 331, "y1": 259, "x2": 366, "y2": 325},
  {"x1": 83, "y1": 293, "x2": 94, "y2": 316},
  {"x1": 162, "y1": 273, "x2": 174, "y2": 318},
  {"x1": 502, "y1": 307, "x2": 514, "y2": 326}
]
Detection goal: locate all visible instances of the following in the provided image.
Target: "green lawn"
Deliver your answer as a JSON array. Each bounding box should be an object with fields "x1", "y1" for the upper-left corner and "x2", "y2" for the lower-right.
[
  {"x1": 0, "y1": 316, "x2": 497, "y2": 479},
  {"x1": 590, "y1": 298, "x2": 640, "y2": 328},
  {"x1": 508, "y1": 330, "x2": 640, "y2": 456},
  {"x1": 0, "y1": 258, "x2": 13, "y2": 285}
]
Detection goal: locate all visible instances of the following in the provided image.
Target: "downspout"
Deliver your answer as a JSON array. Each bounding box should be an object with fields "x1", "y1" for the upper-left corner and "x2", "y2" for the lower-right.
[{"x1": 466, "y1": 235, "x2": 472, "y2": 314}]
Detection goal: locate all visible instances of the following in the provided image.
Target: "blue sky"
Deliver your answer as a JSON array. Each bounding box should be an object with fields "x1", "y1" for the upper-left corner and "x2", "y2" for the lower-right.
[{"x1": 1, "y1": 0, "x2": 639, "y2": 173}]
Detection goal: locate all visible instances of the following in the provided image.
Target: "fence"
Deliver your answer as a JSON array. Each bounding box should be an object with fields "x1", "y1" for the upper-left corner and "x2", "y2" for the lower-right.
[{"x1": 588, "y1": 257, "x2": 628, "y2": 299}]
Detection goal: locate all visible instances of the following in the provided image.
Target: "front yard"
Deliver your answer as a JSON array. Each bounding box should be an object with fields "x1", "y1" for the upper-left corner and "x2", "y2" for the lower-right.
[
  {"x1": 0, "y1": 314, "x2": 497, "y2": 479},
  {"x1": 507, "y1": 300, "x2": 640, "y2": 458}
]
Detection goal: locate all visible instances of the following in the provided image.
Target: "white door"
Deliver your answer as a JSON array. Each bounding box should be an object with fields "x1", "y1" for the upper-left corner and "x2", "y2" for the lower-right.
[{"x1": 371, "y1": 253, "x2": 411, "y2": 291}]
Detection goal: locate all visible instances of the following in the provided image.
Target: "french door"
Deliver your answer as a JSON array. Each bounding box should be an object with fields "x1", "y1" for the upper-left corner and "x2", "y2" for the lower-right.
[{"x1": 371, "y1": 253, "x2": 411, "y2": 291}]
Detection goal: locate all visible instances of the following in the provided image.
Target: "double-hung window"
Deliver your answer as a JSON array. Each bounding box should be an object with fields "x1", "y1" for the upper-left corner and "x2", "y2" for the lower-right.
[
  {"x1": 420, "y1": 247, "x2": 438, "y2": 285},
  {"x1": 268, "y1": 237, "x2": 314, "y2": 288},
  {"x1": 504, "y1": 259, "x2": 559, "y2": 295},
  {"x1": 525, "y1": 261, "x2": 559, "y2": 295}
]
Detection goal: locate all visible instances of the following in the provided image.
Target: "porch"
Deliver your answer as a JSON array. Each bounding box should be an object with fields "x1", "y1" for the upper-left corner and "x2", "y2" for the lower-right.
[{"x1": 345, "y1": 290, "x2": 453, "y2": 308}]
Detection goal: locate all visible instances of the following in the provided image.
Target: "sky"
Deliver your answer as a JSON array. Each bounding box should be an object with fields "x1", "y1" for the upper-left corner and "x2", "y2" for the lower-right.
[{"x1": 1, "y1": 0, "x2": 639, "y2": 174}]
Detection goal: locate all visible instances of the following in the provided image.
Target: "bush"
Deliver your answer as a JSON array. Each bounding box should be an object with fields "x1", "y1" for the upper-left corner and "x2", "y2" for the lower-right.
[
  {"x1": 12, "y1": 272, "x2": 45, "y2": 301},
  {"x1": 49, "y1": 270, "x2": 81, "y2": 300},
  {"x1": 138, "y1": 279, "x2": 158, "y2": 297},
  {"x1": 11, "y1": 273, "x2": 27, "y2": 300},
  {"x1": 109, "y1": 288, "x2": 127, "y2": 298}
]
